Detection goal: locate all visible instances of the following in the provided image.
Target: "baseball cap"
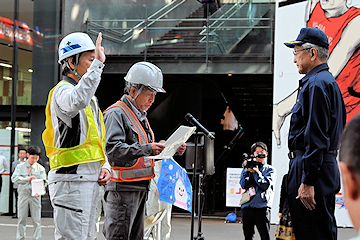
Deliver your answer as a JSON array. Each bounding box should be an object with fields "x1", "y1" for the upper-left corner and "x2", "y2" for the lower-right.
[
  {"x1": 284, "y1": 27, "x2": 329, "y2": 49},
  {"x1": 251, "y1": 141, "x2": 268, "y2": 153}
]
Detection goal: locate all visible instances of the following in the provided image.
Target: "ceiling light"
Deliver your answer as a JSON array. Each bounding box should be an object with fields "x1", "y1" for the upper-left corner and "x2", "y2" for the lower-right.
[
  {"x1": 0, "y1": 63, "x2": 12, "y2": 68},
  {"x1": 5, "y1": 127, "x2": 32, "y2": 132}
]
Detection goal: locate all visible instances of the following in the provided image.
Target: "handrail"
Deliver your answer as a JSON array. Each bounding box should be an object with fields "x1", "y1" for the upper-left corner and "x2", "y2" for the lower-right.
[
  {"x1": 123, "y1": 0, "x2": 187, "y2": 42},
  {"x1": 85, "y1": 1, "x2": 273, "y2": 58},
  {"x1": 86, "y1": 0, "x2": 187, "y2": 43}
]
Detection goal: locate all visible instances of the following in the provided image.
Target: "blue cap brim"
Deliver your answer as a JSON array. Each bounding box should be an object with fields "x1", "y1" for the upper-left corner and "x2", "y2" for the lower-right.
[{"x1": 284, "y1": 40, "x2": 304, "y2": 48}]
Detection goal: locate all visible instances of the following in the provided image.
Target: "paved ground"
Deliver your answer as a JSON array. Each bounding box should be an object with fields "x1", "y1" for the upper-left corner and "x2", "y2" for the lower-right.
[{"x1": 0, "y1": 214, "x2": 357, "y2": 240}]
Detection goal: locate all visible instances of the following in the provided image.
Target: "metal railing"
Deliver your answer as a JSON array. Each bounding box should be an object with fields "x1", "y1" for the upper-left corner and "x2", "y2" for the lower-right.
[{"x1": 85, "y1": 1, "x2": 273, "y2": 59}]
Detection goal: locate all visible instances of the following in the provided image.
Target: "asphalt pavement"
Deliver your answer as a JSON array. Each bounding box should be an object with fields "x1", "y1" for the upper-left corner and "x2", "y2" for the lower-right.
[{"x1": 0, "y1": 214, "x2": 357, "y2": 240}]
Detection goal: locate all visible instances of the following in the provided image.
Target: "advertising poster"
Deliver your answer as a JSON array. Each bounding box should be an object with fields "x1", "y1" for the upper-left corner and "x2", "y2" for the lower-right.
[
  {"x1": 271, "y1": 0, "x2": 360, "y2": 226},
  {"x1": 226, "y1": 168, "x2": 243, "y2": 207}
]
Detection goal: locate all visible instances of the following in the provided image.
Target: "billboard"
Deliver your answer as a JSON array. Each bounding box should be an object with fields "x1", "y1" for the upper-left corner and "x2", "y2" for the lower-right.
[{"x1": 271, "y1": 0, "x2": 360, "y2": 226}]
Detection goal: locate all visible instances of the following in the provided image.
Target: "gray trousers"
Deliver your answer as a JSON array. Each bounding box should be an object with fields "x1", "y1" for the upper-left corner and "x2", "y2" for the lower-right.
[
  {"x1": 49, "y1": 181, "x2": 99, "y2": 240},
  {"x1": 103, "y1": 190, "x2": 147, "y2": 240},
  {"x1": 17, "y1": 192, "x2": 42, "y2": 240}
]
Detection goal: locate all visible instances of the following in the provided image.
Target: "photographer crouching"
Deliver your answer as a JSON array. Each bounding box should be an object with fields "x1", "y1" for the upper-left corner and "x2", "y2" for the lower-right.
[{"x1": 240, "y1": 142, "x2": 277, "y2": 240}]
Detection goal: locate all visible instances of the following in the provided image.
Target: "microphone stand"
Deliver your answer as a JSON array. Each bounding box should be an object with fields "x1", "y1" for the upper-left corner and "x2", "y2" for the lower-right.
[
  {"x1": 186, "y1": 114, "x2": 214, "y2": 240},
  {"x1": 190, "y1": 130, "x2": 200, "y2": 240}
]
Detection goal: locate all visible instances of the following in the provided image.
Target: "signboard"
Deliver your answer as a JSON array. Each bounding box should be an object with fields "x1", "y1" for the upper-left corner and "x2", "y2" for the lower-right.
[
  {"x1": 226, "y1": 168, "x2": 243, "y2": 207},
  {"x1": 0, "y1": 16, "x2": 33, "y2": 45},
  {"x1": 272, "y1": 0, "x2": 359, "y2": 226}
]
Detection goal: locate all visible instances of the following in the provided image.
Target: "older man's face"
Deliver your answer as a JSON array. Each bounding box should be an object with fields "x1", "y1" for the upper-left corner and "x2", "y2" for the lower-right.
[
  {"x1": 293, "y1": 45, "x2": 313, "y2": 74},
  {"x1": 134, "y1": 87, "x2": 157, "y2": 112}
]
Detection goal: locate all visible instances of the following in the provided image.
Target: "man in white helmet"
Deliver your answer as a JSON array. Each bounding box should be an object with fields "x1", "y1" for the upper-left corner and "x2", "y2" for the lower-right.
[
  {"x1": 102, "y1": 62, "x2": 186, "y2": 240},
  {"x1": 42, "y1": 32, "x2": 111, "y2": 240}
]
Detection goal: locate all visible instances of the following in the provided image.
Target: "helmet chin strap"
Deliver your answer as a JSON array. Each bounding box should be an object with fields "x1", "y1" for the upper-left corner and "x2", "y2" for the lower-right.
[
  {"x1": 130, "y1": 85, "x2": 145, "y2": 111},
  {"x1": 65, "y1": 54, "x2": 82, "y2": 81}
]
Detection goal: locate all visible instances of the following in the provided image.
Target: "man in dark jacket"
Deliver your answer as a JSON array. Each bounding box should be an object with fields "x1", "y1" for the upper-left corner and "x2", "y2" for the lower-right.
[
  {"x1": 284, "y1": 27, "x2": 346, "y2": 240},
  {"x1": 240, "y1": 141, "x2": 276, "y2": 240}
]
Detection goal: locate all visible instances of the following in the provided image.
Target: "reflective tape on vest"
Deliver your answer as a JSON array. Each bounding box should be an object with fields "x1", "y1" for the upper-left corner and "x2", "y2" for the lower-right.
[{"x1": 104, "y1": 101, "x2": 155, "y2": 182}]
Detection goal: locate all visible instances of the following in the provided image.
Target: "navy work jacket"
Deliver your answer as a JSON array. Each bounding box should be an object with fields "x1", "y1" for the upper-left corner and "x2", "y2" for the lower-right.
[
  {"x1": 240, "y1": 162, "x2": 276, "y2": 209},
  {"x1": 288, "y1": 63, "x2": 346, "y2": 185}
]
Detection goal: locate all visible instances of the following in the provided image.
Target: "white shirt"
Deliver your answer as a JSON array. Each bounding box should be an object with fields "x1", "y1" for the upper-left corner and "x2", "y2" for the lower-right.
[{"x1": 0, "y1": 155, "x2": 8, "y2": 174}]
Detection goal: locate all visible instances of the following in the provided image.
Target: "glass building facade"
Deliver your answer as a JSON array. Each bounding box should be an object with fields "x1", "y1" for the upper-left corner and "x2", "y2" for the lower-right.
[{"x1": 0, "y1": 0, "x2": 274, "y2": 215}]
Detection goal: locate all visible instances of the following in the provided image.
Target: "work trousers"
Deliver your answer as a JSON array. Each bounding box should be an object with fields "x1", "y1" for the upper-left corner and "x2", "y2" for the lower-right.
[
  {"x1": 17, "y1": 192, "x2": 42, "y2": 240},
  {"x1": 241, "y1": 207, "x2": 270, "y2": 240},
  {"x1": 103, "y1": 190, "x2": 147, "y2": 240},
  {"x1": 49, "y1": 181, "x2": 99, "y2": 240},
  {"x1": 14, "y1": 188, "x2": 19, "y2": 215},
  {"x1": 287, "y1": 151, "x2": 340, "y2": 240}
]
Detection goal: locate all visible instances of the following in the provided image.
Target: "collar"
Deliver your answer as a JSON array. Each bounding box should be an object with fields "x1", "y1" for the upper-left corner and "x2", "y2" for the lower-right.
[
  {"x1": 121, "y1": 95, "x2": 147, "y2": 122},
  {"x1": 299, "y1": 63, "x2": 329, "y2": 88},
  {"x1": 62, "y1": 75, "x2": 78, "y2": 86},
  {"x1": 25, "y1": 161, "x2": 33, "y2": 167}
]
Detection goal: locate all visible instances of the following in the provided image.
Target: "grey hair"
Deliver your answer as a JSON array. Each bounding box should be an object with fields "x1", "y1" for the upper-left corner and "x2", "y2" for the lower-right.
[
  {"x1": 302, "y1": 43, "x2": 329, "y2": 62},
  {"x1": 124, "y1": 81, "x2": 142, "y2": 94}
]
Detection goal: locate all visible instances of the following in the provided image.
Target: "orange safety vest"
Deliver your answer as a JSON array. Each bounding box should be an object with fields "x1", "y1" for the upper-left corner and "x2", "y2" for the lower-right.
[
  {"x1": 42, "y1": 81, "x2": 106, "y2": 170},
  {"x1": 104, "y1": 101, "x2": 155, "y2": 182}
]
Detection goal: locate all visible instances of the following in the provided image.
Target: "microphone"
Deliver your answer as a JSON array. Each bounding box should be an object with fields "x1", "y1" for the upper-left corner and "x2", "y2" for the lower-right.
[{"x1": 185, "y1": 113, "x2": 215, "y2": 140}]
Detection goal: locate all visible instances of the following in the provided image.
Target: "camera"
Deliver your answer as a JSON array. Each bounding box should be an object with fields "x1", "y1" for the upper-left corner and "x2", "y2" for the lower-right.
[{"x1": 242, "y1": 153, "x2": 266, "y2": 169}]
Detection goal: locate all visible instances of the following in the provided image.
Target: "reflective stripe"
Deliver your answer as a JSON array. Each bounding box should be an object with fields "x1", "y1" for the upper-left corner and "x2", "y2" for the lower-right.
[
  {"x1": 104, "y1": 101, "x2": 155, "y2": 182},
  {"x1": 42, "y1": 81, "x2": 106, "y2": 170}
]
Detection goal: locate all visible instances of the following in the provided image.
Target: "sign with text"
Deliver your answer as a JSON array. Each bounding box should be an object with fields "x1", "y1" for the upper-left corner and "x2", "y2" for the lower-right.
[
  {"x1": 226, "y1": 168, "x2": 243, "y2": 207},
  {"x1": 0, "y1": 16, "x2": 33, "y2": 45}
]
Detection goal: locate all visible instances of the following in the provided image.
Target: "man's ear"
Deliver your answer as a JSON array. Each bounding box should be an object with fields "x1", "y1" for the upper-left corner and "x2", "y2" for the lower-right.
[
  {"x1": 310, "y1": 48, "x2": 316, "y2": 60},
  {"x1": 340, "y1": 162, "x2": 360, "y2": 200},
  {"x1": 130, "y1": 87, "x2": 137, "y2": 98},
  {"x1": 68, "y1": 57, "x2": 75, "y2": 70}
]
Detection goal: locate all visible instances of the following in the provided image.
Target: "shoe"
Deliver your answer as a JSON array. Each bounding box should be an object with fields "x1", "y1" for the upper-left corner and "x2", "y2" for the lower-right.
[{"x1": 12, "y1": 214, "x2": 17, "y2": 219}]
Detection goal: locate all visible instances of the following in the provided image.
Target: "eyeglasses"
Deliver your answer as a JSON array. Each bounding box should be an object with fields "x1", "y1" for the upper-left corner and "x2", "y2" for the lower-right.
[{"x1": 293, "y1": 48, "x2": 312, "y2": 56}]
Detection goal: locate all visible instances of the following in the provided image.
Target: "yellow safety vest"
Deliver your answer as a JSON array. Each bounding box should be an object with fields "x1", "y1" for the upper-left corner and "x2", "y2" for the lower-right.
[
  {"x1": 104, "y1": 101, "x2": 155, "y2": 182},
  {"x1": 42, "y1": 80, "x2": 106, "y2": 170}
]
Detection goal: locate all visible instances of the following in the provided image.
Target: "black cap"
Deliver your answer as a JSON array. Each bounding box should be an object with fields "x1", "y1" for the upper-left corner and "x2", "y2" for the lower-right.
[
  {"x1": 251, "y1": 141, "x2": 268, "y2": 153},
  {"x1": 284, "y1": 27, "x2": 329, "y2": 49}
]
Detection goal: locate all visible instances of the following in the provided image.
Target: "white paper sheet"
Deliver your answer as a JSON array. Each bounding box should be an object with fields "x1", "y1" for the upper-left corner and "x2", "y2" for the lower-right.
[
  {"x1": 31, "y1": 179, "x2": 45, "y2": 196},
  {"x1": 149, "y1": 125, "x2": 196, "y2": 159}
]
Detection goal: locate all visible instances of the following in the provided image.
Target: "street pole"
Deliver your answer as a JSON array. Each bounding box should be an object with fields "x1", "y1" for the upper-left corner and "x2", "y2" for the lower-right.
[{"x1": 8, "y1": 0, "x2": 19, "y2": 215}]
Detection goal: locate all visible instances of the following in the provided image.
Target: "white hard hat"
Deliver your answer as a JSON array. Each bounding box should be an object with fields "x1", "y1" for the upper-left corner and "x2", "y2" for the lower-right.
[
  {"x1": 58, "y1": 32, "x2": 95, "y2": 64},
  {"x1": 124, "y1": 62, "x2": 165, "y2": 93}
]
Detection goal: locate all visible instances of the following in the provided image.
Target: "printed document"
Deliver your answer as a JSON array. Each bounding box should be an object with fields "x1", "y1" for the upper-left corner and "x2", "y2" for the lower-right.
[{"x1": 149, "y1": 125, "x2": 196, "y2": 159}]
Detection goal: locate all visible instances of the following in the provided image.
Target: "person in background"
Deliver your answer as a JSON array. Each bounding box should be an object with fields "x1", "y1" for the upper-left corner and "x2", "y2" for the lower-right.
[
  {"x1": 240, "y1": 141, "x2": 276, "y2": 240},
  {"x1": 146, "y1": 159, "x2": 173, "y2": 240},
  {"x1": 339, "y1": 114, "x2": 360, "y2": 240},
  {"x1": 202, "y1": 0, "x2": 221, "y2": 19},
  {"x1": 0, "y1": 153, "x2": 8, "y2": 195},
  {"x1": 11, "y1": 148, "x2": 27, "y2": 219},
  {"x1": 11, "y1": 146, "x2": 47, "y2": 240},
  {"x1": 284, "y1": 27, "x2": 346, "y2": 240}
]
